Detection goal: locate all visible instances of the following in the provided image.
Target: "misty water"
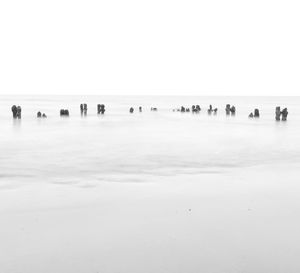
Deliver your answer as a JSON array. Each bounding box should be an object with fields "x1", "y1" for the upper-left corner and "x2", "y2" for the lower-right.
[
  {"x1": 1, "y1": 96, "x2": 300, "y2": 273},
  {"x1": 0, "y1": 95, "x2": 299, "y2": 186}
]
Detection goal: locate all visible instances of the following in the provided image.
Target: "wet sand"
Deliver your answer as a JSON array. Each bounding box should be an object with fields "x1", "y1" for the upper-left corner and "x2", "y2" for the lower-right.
[{"x1": 1, "y1": 164, "x2": 300, "y2": 273}]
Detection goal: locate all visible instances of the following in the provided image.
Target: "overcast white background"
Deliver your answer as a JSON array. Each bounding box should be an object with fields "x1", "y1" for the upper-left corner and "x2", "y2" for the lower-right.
[{"x1": 0, "y1": 0, "x2": 299, "y2": 96}]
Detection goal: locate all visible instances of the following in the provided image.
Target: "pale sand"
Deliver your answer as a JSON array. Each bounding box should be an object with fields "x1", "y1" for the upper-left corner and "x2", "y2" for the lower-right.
[{"x1": 0, "y1": 164, "x2": 300, "y2": 273}]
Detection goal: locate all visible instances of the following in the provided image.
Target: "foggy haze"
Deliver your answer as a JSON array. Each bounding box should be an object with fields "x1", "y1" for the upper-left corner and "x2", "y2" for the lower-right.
[{"x1": 0, "y1": 0, "x2": 299, "y2": 96}]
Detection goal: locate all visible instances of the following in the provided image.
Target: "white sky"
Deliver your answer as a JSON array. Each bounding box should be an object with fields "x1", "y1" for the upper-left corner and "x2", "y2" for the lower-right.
[{"x1": 0, "y1": 0, "x2": 299, "y2": 96}]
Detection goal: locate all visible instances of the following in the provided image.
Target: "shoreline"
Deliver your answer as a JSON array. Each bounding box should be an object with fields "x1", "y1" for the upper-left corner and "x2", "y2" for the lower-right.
[{"x1": 1, "y1": 164, "x2": 299, "y2": 272}]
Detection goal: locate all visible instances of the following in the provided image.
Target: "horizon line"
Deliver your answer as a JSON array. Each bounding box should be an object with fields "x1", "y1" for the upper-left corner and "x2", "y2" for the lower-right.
[{"x1": 0, "y1": 94, "x2": 299, "y2": 97}]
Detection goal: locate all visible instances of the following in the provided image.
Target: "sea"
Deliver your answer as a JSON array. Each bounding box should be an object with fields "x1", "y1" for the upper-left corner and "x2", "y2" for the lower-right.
[
  {"x1": 0, "y1": 95, "x2": 300, "y2": 273},
  {"x1": 0, "y1": 95, "x2": 299, "y2": 186}
]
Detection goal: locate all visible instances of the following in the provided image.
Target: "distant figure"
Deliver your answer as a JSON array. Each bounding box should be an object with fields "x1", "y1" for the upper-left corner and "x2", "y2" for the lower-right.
[
  {"x1": 129, "y1": 107, "x2": 134, "y2": 113},
  {"x1": 60, "y1": 109, "x2": 69, "y2": 116},
  {"x1": 186, "y1": 108, "x2": 190, "y2": 112},
  {"x1": 225, "y1": 104, "x2": 231, "y2": 115},
  {"x1": 281, "y1": 108, "x2": 288, "y2": 121},
  {"x1": 213, "y1": 108, "x2": 218, "y2": 114},
  {"x1": 97, "y1": 104, "x2": 105, "y2": 114},
  {"x1": 139, "y1": 106, "x2": 142, "y2": 112},
  {"x1": 254, "y1": 109, "x2": 260, "y2": 118},
  {"x1": 42, "y1": 113, "x2": 47, "y2": 118},
  {"x1": 196, "y1": 105, "x2": 201, "y2": 112},
  {"x1": 249, "y1": 112, "x2": 254, "y2": 118},
  {"x1": 275, "y1": 106, "x2": 281, "y2": 121},
  {"x1": 180, "y1": 106, "x2": 186, "y2": 113},
  {"x1": 151, "y1": 107, "x2": 158, "y2": 111}
]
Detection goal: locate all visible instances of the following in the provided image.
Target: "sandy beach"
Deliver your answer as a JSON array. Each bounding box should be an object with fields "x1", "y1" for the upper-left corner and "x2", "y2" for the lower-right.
[
  {"x1": 1, "y1": 162, "x2": 300, "y2": 273},
  {"x1": 1, "y1": 0, "x2": 300, "y2": 269},
  {"x1": 0, "y1": 95, "x2": 300, "y2": 272}
]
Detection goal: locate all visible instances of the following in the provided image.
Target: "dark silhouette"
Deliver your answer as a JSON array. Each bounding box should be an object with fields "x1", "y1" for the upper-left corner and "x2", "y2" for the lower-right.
[
  {"x1": 275, "y1": 106, "x2": 288, "y2": 121},
  {"x1": 230, "y1": 106, "x2": 236, "y2": 115},
  {"x1": 281, "y1": 108, "x2": 288, "y2": 121},
  {"x1": 60, "y1": 109, "x2": 69, "y2": 116},
  {"x1": 175, "y1": 105, "x2": 201, "y2": 113},
  {"x1": 208, "y1": 105, "x2": 217, "y2": 115},
  {"x1": 207, "y1": 104, "x2": 212, "y2": 115},
  {"x1": 225, "y1": 104, "x2": 231, "y2": 115},
  {"x1": 129, "y1": 107, "x2": 134, "y2": 113},
  {"x1": 97, "y1": 104, "x2": 105, "y2": 114},
  {"x1": 11, "y1": 105, "x2": 21, "y2": 119},
  {"x1": 139, "y1": 106, "x2": 142, "y2": 112},
  {"x1": 192, "y1": 105, "x2": 201, "y2": 113},
  {"x1": 275, "y1": 107, "x2": 281, "y2": 121},
  {"x1": 249, "y1": 109, "x2": 259, "y2": 118},
  {"x1": 80, "y1": 104, "x2": 88, "y2": 115},
  {"x1": 37, "y1": 111, "x2": 47, "y2": 118},
  {"x1": 11, "y1": 105, "x2": 17, "y2": 118},
  {"x1": 17, "y1": 106, "x2": 21, "y2": 118}
]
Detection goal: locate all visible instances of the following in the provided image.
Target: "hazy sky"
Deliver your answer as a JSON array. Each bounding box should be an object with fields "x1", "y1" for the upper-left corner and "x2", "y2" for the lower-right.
[{"x1": 0, "y1": 0, "x2": 299, "y2": 96}]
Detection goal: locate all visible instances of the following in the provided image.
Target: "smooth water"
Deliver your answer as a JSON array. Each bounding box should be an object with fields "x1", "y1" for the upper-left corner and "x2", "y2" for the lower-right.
[
  {"x1": 0, "y1": 95, "x2": 299, "y2": 186},
  {"x1": 1, "y1": 96, "x2": 300, "y2": 273}
]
